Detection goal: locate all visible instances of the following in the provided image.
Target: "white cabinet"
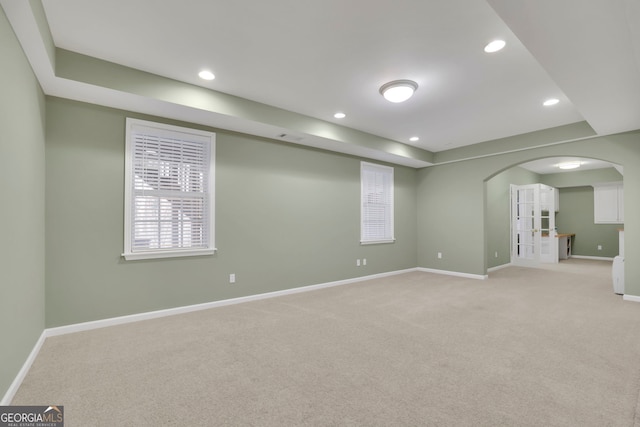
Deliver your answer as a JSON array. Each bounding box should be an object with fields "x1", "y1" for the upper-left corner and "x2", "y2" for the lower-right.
[
  {"x1": 557, "y1": 234, "x2": 574, "y2": 260},
  {"x1": 593, "y1": 182, "x2": 623, "y2": 224},
  {"x1": 540, "y1": 186, "x2": 559, "y2": 212}
]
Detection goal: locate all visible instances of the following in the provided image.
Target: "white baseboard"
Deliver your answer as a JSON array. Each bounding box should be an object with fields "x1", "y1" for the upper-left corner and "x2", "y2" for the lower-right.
[
  {"x1": 1, "y1": 331, "x2": 47, "y2": 406},
  {"x1": 7, "y1": 266, "x2": 495, "y2": 403},
  {"x1": 47, "y1": 268, "x2": 419, "y2": 337},
  {"x1": 570, "y1": 255, "x2": 614, "y2": 261},
  {"x1": 623, "y1": 295, "x2": 640, "y2": 303},
  {"x1": 3, "y1": 269, "x2": 418, "y2": 404},
  {"x1": 417, "y1": 267, "x2": 487, "y2": 280},
  {"x1": 488, "y1": 263, "x2": 511, "y2": 273}
]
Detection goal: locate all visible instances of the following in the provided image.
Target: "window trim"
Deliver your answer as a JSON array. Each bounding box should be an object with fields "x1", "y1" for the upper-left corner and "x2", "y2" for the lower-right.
[
  {"x1": 360, "y1": 161, "x2": 395, "y2": 245},
  {"x1": 122, "y1": 118, "x2": 216, "y2": 261}
]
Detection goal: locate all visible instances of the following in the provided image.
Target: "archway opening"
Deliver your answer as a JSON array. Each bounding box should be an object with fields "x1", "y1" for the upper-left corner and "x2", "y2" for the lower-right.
[{"x1": 485, "y1": 156, "x2": 623, "y2": 271}]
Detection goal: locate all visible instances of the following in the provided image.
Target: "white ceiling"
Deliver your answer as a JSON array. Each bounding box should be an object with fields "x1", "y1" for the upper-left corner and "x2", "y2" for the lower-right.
[{"x1": 3, "y1": 0, "x2": 640, "y2": 165}]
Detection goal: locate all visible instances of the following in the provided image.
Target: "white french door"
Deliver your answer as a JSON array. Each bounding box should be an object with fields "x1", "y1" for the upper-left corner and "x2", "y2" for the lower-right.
[{"x1": 510, "y1": 184, "x2": 557, "y2": 266}]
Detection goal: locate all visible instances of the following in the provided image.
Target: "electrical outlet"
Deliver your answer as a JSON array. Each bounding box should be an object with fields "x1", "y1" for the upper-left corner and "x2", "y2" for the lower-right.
[
  {"x1": 356, "y1": 259, "x2": 361, "y2": 267},
  {"x1": 229, "y1": 273, "x2": 236, "y2": 283},
  {"x1": 597, "y1": 245, "x2": 602, "y2": 251},
  {"x1": 494, "y1": 251, "x2": 498, "y2": 258},
  {"x1": 363, "y1": 258, "x2": 367, "y2": 266},
  {"x1": 437, "y1": 252, "x2": 442, "y2": 259}
]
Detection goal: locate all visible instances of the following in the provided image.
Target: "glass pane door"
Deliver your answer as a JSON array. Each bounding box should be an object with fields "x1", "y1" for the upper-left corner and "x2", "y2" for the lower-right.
[
  {"x1": 512, "y1": 185, "x2": 537, "y2": 262},
  {"x1": 511, "y1": 184, "x2": 558, "y2": 266}
]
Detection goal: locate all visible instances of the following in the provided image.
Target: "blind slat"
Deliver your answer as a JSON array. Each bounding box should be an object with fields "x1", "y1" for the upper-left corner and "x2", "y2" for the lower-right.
[
  {"x1": 361, "y1": 162, "x2": 394, "y2": 242},
  {"x1": 126, "y1": 119, "x2": 214, "y2": 255}
]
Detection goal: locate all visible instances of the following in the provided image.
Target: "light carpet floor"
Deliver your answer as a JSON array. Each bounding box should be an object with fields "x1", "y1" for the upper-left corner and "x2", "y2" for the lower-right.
[{"x1": 11, "y1": 259, "x2": 640, "y2": 426}]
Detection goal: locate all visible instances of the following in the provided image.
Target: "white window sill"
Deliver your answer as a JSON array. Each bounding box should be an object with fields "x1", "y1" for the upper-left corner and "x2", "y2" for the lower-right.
[
  {"x1": 360, "y1": 239, "x2": 396, "y2": 245},
  {"x1": 122, "y1": 248, "x2": 217, "y2": 261}
]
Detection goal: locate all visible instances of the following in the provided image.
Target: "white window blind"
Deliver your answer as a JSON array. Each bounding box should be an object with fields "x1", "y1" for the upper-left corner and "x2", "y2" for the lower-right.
[
  {"x1": 361, "y1": 162, "x2": 395, "y2": 244},
  {"x1": 123, "y1": 118, "x2": 215, "y2": 260}
]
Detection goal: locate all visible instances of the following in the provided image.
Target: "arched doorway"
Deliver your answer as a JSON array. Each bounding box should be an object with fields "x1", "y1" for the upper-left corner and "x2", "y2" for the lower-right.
[{"x1": 485, "y1": 156, "x2": 623, "y2": 271}]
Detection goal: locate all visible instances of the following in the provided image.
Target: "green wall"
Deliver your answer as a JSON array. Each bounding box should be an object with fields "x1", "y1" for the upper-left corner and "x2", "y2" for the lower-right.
[
  {"x1": 417, "y1": 131, "x2": 640, "y2": 293},
  {"x1": 542, "y1": 167, "x2": 623, "y2": 258},
  {"x1": 4, "y1": 0, "x2": 640, "y2": 402},
  {"x1": 555, "y1": 187, "x2": 620, "y2": 258},
  {"x1": 483, "y1": 166, "x2": 624, "y2": 268},
  {"x1": 541, "y1": 167, "x2": 623, "y2": 189},
  {"x1": 0, "y1": 8, "x2": 46, "y2": 401},
  {"x1": 45, "y1": 97, "x2": 418, "y2": 327}
]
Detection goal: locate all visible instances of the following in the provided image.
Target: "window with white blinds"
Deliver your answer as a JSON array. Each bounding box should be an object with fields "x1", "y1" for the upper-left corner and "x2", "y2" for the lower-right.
[
  {"x1": 123, "y1": 118, "x2": 216, "y2": 260},
  {"x1": 361, "y1": 162, "x2": 395, "y2": 244}
]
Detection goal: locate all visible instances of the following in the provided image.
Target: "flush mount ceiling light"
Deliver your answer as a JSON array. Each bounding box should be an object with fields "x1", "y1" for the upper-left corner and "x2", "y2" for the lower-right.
[
  {"x1": 543, "y1": 98, "x2": 560, "y2": 106},
  {"x1": 484, "y1": 39, "x2": 506, "y2": 53},
  {"x1": 334, "y1": 112, "x2": 346, "y2": 119},
  {"x1": 409, "y1": 136, "x2": 420, "y2": 142},
  {"x1": 198, "y1": 70, "x2": 215, "y2": 80},
  {"x1": 379, "y1": 80, "x2": 418, "y2": 103},
  {"x1": 557, "y1": 161, "x2": 581, "y2": 170}
]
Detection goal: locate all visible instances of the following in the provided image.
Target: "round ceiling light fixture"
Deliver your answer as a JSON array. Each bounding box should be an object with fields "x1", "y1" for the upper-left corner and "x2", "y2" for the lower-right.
[
  {"x1": 379, "y1": 80, "x2": 418, "y2": 103},
  {"x1": 543, "y1": 98, "x2": 560, "y2": 106},
  {"x1": 557, "y1": 161, "x2": 581, "y2": 170}
]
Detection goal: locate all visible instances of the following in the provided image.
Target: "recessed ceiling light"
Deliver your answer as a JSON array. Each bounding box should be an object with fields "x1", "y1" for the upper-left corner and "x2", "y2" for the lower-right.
[
  {"x1": 557, "y1": 161, "x2": 581, "y2": 170},
  {"x1": 198, "y1": 70, "x2": 215, "y2": 80},
  {"x1": 409, "y1": 136, "x2": 420, "y2": 142},
  {"x1": 334, "y1": 112, "x2": 346, "y2": 119},
  {"x1": 379, "y1": 80, "x2": 418, "y2": 103},
  {"x1": 543, "y1": 98, "x2": 560, "y2": 106},
  {"x1": 484, "y1": 40, "x2": 506, "y2": 53}
]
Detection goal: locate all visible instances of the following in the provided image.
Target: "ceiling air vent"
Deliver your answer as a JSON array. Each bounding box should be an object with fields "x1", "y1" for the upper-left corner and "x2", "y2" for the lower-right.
[{"x1": 276, "y1": 133, "x2": 304, "y2": 142}]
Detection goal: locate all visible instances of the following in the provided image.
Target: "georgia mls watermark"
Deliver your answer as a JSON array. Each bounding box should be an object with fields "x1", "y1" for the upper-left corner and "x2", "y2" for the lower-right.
[{"x1": 0, "y1": 406, "x2": 63, "y2": 427}]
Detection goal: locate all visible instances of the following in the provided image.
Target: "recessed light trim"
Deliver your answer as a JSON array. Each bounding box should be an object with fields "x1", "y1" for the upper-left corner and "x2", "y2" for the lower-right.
[
  {"x1": 484, "y1": 39, "x2": 506, "y2": 53},
  {"x1": 379, "y1": 80, "x2": 418, "y2": 103},
  {"x1": 409, "y1": 136, "x2": 420, "y2": 142},
  {"x1": 334, "y1": 112, "x2": 346, "y2": 119},
  {"x1": 557, "y1": 161, "x2": 581, "y2": 170},
  {"x1": 198, "y1": 70, "x2": 215, "y2": 80},
  {"x1": 543, "y1": 98, "x2": 560, "y2": 106}
]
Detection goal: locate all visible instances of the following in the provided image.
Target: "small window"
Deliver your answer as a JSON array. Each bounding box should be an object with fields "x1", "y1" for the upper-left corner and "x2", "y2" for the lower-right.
[
  {"x1": 123, "y1": 118, "x2": 216, "y2": 260},
  {"x1": 361, "y1": 162, "x2": 395, "y2": 244}
]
